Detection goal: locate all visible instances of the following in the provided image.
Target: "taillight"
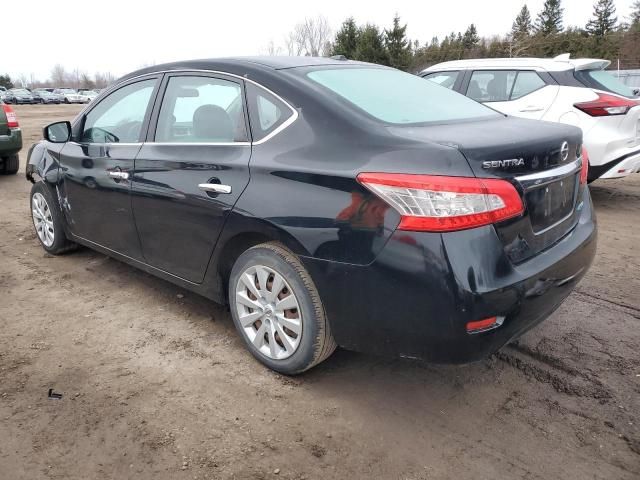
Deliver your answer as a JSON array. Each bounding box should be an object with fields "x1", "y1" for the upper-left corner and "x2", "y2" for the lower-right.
[
  {"x1": 574, "y1": 92, "x2": 638, "y2": 117},
  {"x1": 357, "y1": 173, "x2": 524, "y2": 232},
  {"x1": 580, "y1": 147, "x2": 589, "y2": 184},
  {"x1": 2, "y1": 104, "x2": 19, "y2": 128}
]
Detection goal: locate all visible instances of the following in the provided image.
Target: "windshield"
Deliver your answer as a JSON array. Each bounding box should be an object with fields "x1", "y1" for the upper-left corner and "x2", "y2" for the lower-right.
[
  {"x1": 13, "y1": 89, "x2": 30, "y2": 94},
  {"x1": 577, "y1": 70, "x2": 637, "y2": 98},
  {"x1": 305, "y1": 67, "x2": 499, "y2": 125}
]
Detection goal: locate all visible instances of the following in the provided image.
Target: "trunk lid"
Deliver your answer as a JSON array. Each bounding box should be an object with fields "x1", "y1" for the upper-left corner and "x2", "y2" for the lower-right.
[{"x1": 388, "y1": 117, "x2": 584, "y2": 263}]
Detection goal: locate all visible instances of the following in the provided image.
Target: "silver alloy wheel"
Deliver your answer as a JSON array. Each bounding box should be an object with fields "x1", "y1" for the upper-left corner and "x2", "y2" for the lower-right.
[
  {"x1": 235, "y1": 264, "x2": 302, "y2": 360},
  {"x1": 32, "y1": 192, "x2": 55, "y2": 247}
]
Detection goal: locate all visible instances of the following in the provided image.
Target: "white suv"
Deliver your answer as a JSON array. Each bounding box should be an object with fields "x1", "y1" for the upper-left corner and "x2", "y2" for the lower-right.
[{"x1": 422, "y1": 54, "x2": 640, "y2": 182}]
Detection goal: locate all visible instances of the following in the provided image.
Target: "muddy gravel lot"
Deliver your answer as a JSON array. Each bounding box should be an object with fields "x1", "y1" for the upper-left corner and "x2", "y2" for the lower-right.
[{"x1": 1, "y1": 105, "x2": 639, "y2": 479}]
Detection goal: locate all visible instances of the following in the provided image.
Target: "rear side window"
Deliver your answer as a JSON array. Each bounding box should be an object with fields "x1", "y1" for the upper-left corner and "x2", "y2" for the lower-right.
[
  {"x1": 306, "y1": 67, "x2": 498, "y2": 125},
  {"x1": 423, "y1": 71, "x2": 459, "y2": 90},
  {"x1": 155, "y1": 76, "x2": 247, "y2": 143},
  {"x1": 468, "y1": 70, "x2": 545, "y2": 102},
  {"x1": 246, "y1": 83, "x2": 293, "y2": 142},
  {"x1": 575, "y1": 70, "x2": 637, "y2": 98}
]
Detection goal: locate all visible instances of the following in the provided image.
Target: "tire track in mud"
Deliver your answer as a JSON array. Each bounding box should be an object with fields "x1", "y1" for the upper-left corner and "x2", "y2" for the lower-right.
[
  {"x1": 573, "y1": 290, "x2": 640, "y2": 318},
  {"x1": 497, "y1": 343, "x2": 612, "y2": 400}
]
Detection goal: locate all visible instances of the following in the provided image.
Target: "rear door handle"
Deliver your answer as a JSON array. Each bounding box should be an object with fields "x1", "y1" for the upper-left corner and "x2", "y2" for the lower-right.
[
  {"x1": 198, "y1": 183, "x2": 232, "y2": 194},
  {"x1": 519, "y1": 106, "x2": 544, "y2": 112},
  {"x1": 108, "y1": 171, "x2": 129, "y2": 180}
]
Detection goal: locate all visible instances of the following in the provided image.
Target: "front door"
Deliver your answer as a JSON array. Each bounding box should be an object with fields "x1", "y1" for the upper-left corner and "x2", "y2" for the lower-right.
[
  {"x1": 131, "y1": 73, "x2": 252, "y2": 283},
  {"x1": 58, "y1": 77, "x2": 160, "y2": 259}
]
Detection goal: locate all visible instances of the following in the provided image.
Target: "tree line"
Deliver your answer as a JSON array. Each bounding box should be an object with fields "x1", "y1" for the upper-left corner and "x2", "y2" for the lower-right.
[
  {"x1": 330, "y1": 0, "x2": 640, "y2": 71},
  {"x1": 0, "y1": 65, "x2": 116, "y2": 90},
  {"x1": 3, "y1": 0, "x2": 639, "y2": 91}
]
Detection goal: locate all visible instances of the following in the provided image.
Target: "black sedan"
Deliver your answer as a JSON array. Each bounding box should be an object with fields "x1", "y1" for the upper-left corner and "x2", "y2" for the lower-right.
[
  {"x1": 25, "y1": 57, "x2": 596, "y2": 374},
  {"x1": 5, "y1": 88, "x2": 36, "y2": 104}
]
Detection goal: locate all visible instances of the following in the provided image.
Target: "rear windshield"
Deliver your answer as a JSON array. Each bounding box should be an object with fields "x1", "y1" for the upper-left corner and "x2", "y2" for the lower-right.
[
  {"x1": 576, "y1": 70, "x2": 638, "y2": 98},
  {"x1": 306, "y1": 67, "x2": 499, "y2": 125}
]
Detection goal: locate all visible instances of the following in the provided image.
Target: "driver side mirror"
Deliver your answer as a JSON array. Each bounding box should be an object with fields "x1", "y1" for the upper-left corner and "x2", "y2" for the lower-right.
[{"x1": 44, "y1": 121, "x2": 71, "y2": 143}]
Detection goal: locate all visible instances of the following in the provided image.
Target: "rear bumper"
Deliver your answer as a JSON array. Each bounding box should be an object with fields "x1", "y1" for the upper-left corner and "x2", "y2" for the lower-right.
[
  {"x1": 0, "y1": 127, "x2": 22, "y2": 156},
  {"x1": 590, "y1": 149, "x2": 640, "y2": 180},
  {"x1": 302, "y1": 188, "x2": 597, "y2": 363}
]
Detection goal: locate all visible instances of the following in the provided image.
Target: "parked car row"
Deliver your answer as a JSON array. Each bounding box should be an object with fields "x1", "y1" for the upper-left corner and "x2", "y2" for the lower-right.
[
  {"x1": 0, "y1": 87, "x2": 100, "y2": 105},
  {"x1": 25, "y1": 56, "x2": 597, "y2": 374},
  {"x1": 422, "y1": 54, "x2": 640, "y2": 182}
]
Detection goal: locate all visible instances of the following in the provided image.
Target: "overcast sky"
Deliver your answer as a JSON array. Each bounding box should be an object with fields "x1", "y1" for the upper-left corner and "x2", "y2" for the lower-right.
[{"x1": 4, "y1": 0, "x2": 636, "y2": 82}]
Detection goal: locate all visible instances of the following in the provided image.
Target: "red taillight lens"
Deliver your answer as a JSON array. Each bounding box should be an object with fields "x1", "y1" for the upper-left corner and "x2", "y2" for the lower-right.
[
  {"x1": 357, "y1": 173, "x2": 524, "y2": 232},
  {"x1": 574, "y1": 92, "x2": 638, "y2": 117},
  {"x1": 2, "y1": 104, "x2": 19, "y2": 128},
  {"x1": 580, "y1": 147, "x2": 589, "y2": 184}
]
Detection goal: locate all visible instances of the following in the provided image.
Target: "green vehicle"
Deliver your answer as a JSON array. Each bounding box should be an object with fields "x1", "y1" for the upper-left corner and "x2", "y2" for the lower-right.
[{"x1": 0, "y1": 100, "x2": 22, "y2": 175}]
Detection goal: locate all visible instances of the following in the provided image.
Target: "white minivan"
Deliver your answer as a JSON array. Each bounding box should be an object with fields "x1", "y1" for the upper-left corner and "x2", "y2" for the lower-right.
[{"x1": 422, "y1": 54, "x2": 640, "y2": 181}]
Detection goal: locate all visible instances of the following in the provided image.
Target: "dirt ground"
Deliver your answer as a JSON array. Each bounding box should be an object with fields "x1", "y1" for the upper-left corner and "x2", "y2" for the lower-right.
[{"x1": 1, "y1": 104, "x2": 639, "y2": 480}]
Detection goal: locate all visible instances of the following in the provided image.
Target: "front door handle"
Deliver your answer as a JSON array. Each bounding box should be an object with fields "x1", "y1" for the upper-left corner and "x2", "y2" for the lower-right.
[
  {"x1": 198, "y1": 183, "x2": 232, "y2": 194},
  {"x1": 108, "y1": 171, "x2": 129, "y2": 180}
]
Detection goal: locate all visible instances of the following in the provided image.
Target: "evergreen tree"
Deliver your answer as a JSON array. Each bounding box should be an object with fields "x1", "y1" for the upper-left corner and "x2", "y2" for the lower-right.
[
  {"x1": 630, "y1": 0, "x2": 640, "y2": 25},
  {"x1": 462, "y1": 24, "x2": 480, "y2": 49},
  {"x1": 385, "y1": 14, "x2": 412, "y2": 70},
  {"x1": 332, "y1": 17, "x2": 359, "y2": 58},
  {"x1": 355, "y1": 24, "x2": 389, "y2": 65},
  {"x1": 0, "y1": 74, "x2": 13, "y2": 89},
  {"x1": 535, "y1": 0, "x2": 564, "y2": 35},
  {"x1": 511, "y1": 5, "x2": 533, "y2": 40},
  {"x1": 586, "y1": 0, "x2": 617, "y2": 36}
]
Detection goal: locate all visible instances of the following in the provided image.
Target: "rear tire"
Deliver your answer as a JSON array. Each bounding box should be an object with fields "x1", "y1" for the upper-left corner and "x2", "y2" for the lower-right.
[
  {"x1": 1, "y1": 154, "x2": 19, "y2": 175},
  {"x1": 228, "y1": 242, "x2": 336, "y2": 375},
  {"x1": 30, "y1": 182, "x2": 78, "y2": 255}
]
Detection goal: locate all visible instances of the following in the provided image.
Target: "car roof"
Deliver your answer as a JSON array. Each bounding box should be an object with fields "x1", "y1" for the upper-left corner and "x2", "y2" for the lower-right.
[
  {"x1": 422, "y1": 54, "x2": 611, "y2": 73},
  {"x1": 119, "y1": 56, "x2": 372, "y2": 82}
]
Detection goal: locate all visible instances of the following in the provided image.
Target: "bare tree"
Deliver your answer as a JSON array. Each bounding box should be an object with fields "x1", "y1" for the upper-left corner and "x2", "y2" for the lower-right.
[
  {"x1": 80, "y1": 72, "x2": 95, "y2": 89},
  {"x1": 16, "y1": 73, "x2": 28, "y2": 88},
  {"x1": 288, "y1": 16, "x2": 332, "y2": 56},
  {"x1": 94, "y1": 72, "x2": 116, "y2": 89},
  {"x1": 51, "y1": 64, "x2": 67, "y2": 86},
  {"x1": 265, "y1": 40, "x2": 283, "y2": 56}
]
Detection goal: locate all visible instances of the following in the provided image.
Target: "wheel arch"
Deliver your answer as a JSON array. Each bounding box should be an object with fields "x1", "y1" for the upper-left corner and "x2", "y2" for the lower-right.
[{"x1": 207, "y1": 214, "x2": 311, "y2": 304}]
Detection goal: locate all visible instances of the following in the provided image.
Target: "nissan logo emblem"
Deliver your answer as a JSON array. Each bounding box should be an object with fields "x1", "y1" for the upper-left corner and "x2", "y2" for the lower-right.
[{"x1": 560, "y1": 141, "x2": 570, "y2": 162}]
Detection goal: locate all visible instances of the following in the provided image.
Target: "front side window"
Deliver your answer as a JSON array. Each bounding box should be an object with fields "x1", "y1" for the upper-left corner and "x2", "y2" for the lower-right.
[
  {"x1": 468, "y1": 70, "x2": 517, "y2": 102},
  {"x1": 246, "y1": 83, "x2": 293, "y2": 141},
  {"x1": 155, "y1": 76, "x2": 247, "y2": 143},
  {"x1": 423, "y1": 71, "x2": 459, "y2": 90},
  {"x1": 306, "y1": 67, "x2": 498, "y2": 125},
  {"x1": 81, "y1": 79, "x2": 156, "y2": 143}
]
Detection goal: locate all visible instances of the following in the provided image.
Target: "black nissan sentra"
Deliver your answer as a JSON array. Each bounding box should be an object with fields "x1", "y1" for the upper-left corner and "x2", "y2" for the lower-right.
[{"x1": 26, "y1": 57, "x2": 597, "y2": 374}]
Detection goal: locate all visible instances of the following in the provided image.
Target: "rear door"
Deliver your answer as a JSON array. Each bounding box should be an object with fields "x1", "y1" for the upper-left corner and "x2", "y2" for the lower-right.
[
  {"x1": 58, "y1": 76, "x2": 160, "y2": 258},
  {"x1": 465, "y1": 69, "x2": 559, "y2": 120},
  {"x1": 131, "y1": 72, "x2": 251, "y2": 283}
]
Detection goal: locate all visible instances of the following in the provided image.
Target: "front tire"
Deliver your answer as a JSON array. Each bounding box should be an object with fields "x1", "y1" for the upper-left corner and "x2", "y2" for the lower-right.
[
  {"x1": 1, "y1": 154, "x2": 19, "y2": 175},
  {"x1": 229, "y1": 242, "x2": 336, "y2": 375},
  {"x1": 30, "y1": 182, "x2": 77, "y2": 255}
]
